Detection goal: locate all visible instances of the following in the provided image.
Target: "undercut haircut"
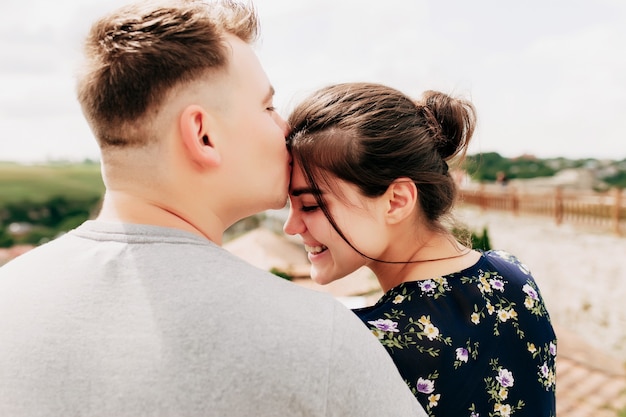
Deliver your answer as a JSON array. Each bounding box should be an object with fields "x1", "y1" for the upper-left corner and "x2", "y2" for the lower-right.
[{"x1": 77, "y1": 0, "x2": 259, "y2": 148}]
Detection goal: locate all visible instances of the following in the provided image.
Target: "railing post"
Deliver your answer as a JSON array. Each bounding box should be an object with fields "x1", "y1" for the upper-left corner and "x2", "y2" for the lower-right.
[
  {"x1": 479, "y1": 183, "x2": 486, "y2": 212},
  {"x1": 612, "y1": 187, "x2": 622, "y2": 236},
  {"x1": 555, "y1": 187, "x2": 563, "y2": 226},
  {"x1": 511, "y1": 186, "x2": 519, "y2": 216}
]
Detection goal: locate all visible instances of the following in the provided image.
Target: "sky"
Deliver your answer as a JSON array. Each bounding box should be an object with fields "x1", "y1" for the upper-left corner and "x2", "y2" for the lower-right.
[{"x1": 1, "y1": 0, "x2": 625, "y2": 163}]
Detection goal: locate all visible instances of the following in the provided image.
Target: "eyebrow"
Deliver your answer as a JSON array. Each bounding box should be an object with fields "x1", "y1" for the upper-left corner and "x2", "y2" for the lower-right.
[{"x1": 290, "y1": 187, "x2": 323, "y2": 197}]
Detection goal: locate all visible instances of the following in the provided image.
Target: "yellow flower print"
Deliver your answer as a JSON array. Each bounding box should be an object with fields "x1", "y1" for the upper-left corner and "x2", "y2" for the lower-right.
[
  {"x1": 497, "y1": 309, "x2": 511, "y2": 322},
  {"x1": 509, "y1": 309, "x2": 518, "y2": 319},
  {"x1": 486, "y1": 302, "x2": 495, "y2": 315},
  {"x1": 371, "y1": 329, "x2": 385, "y2": 340},
  {"x1": 428, "y1": 393, "x2": 440, "y2": 408},
  {"x1": 499, "y1": 388, "x2": 508, "y2": 400},
  {"x1": 524, "y1": 296, "x2": 535, "y2": 309},
  {"x1": 543, "y1": 368, "x2": 556, "y2": 388},
  {"x1": 527, "y1": 343, "x2": 537, "y2": 354},
  {"x1": 498, "y1": 403, "x2": 512, "y2": 417},
  {"x1": 478, "y1": 276, "x2": 492, "y2": 293},
  {"x1": 392, "y1": 294, "x2": 405, "y2": 304},
  {"x1": 418, "y1": 315, "x2": 431, "y2": 326},
  {"x1": 424, "y1": 323, "x2": 440, "y2": 341},
  {"x1": 471, "y1": 312, "x2": 480, "y2": 324}
]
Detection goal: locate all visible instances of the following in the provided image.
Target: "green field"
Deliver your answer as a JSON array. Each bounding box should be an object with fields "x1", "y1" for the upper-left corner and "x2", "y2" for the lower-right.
[
  {"x1": 0, "y1": 161, "x2": 104, "y2": 204},
  {"x1": 0, "y1": 161, "x2": 105, "y2": 247}
]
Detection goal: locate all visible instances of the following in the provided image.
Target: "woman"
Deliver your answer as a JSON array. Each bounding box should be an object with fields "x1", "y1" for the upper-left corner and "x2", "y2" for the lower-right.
[{"x1": 284, "y1": 82, "x2": 556, "y2": 417}]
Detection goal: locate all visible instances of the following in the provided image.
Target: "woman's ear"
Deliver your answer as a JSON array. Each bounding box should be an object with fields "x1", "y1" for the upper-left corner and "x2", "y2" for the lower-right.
[
  {"x1": 384, "y1": 178, "x2": 417, "y2": 224},
  {"x1": 179, "y1": 104, "x2": 221, "y2": 167}
]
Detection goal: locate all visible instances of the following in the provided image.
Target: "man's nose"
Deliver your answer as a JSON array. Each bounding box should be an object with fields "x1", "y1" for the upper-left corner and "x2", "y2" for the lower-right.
[{"x1": 277, "y1": 113, "x2": 290, "y2": 138}]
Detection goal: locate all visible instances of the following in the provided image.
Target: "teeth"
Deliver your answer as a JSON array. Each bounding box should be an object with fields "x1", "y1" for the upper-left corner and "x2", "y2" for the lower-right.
[{"x1": 305, "y1": 244, "x2": 327, "y2": 254}]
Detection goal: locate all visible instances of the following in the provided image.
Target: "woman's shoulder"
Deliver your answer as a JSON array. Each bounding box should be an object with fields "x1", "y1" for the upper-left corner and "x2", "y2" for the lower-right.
[{"x1": 481, "y1": 249, "x2": 533, "y2": 277}]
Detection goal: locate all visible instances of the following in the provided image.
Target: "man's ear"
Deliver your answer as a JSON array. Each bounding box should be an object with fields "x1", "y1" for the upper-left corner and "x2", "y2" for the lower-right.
[
  {"x1": 384, "y1": 178, "x2": 417, "y2": 224},
  {"x1": 179, "y1": 104, "x2": 221, "y2": 167}
]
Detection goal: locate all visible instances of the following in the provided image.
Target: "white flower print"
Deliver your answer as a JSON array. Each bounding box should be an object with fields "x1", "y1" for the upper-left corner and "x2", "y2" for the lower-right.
[
  {"x1": 522, "y1": 283, "x2": 538, "y2": 300},
  {"x1": 456, "y1": 347, "x2": 469, "y2": 363},
  {"x1": 416, "y1": 315, "x2": 441, "y2": 341},
  {"x1": 524, "y1": 297, "x2": 535, "y2": 309},
  {"x1": 419, "y1": 280, "x2": 436, "y2": 294},
  {"x1": 471, "y1": 312, "x2": 480, "y2": 324},
  {"x1": 549, "y1": 342, "x2": 557, "y2": 356},
  {"x1": 499, "y1": 388, "x2": 508, "y2": 400},
  {"x1": 496, "y1": 368, "x2": 515, "y2": 388},
  {"x1": 367, "y1": 319, "x2": 399, "y2": 332},
  {"x1": 424, "y1": 323, "x2": 440, "y2": 341},
  {"x1": 494, "y1": 403, "x2": 512, "y2": 417},
  {"x1": 497, "y1": 309, "x2": 510, "y2": 322},
  {"x1": 354, "y1": 251, "x2": 557, "y2": 417},
  {"x1": 490, "y1": 279, "x2": 505, "y2": 292},
  {"x1": 416, "y1": 377, "x2": 435, "y2": 394},
  {"x1": 392, "y1": 294, "x2": 405, "y2": 304}
]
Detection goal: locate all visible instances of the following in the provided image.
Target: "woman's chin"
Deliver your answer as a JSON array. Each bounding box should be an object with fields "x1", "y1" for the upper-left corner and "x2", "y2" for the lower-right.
[{"x1": 309, "y1": 270, "x2": 340, "y2": 286}]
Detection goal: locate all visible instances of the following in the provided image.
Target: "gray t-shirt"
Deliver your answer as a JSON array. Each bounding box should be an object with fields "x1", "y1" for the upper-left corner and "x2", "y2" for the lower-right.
[{"x1": 0, "y1": 221, "x2": 426, "y2": 417}]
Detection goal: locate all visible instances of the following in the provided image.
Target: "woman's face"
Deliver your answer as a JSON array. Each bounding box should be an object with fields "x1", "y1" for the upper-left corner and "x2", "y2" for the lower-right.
[{"x1": 283, "y1": 162, "x2": 389, "y2": 285}]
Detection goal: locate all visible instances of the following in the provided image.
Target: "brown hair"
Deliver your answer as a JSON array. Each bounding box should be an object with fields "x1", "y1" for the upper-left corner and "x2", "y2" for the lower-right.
[
  {"x1": 77, "y1": 0, "x2": 259, "y2": 148},
  {"x1": 287, "y1": 82, "x2": 476, "y2": 258}
]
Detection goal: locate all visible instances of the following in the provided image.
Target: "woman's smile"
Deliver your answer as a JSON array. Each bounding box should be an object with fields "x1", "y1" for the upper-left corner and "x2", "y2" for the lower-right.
[{"x1": 304, "y1": 244, "x2": 328, "y2": 255}]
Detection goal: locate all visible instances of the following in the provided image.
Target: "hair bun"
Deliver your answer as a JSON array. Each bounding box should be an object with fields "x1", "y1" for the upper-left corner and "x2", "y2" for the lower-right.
[{"x1": 420, "y1": 90, "x2": 476, "y2": 160}]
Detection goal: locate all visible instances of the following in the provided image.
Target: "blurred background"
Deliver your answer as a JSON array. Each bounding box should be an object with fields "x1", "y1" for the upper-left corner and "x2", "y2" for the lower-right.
[{"x1": 1, "y1": 1, "x2": 626, "y2": 415}]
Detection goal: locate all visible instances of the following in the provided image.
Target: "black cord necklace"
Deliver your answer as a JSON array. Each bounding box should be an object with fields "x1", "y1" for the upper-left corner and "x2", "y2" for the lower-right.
[{"x1": 362, "y1": 247, "x2": 473, "y2": 265}]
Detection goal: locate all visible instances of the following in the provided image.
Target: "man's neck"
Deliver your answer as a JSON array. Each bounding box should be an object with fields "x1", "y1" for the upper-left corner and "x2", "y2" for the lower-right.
[{"x1": 96, "y1": 190, "x2": 224, "y2": 245}]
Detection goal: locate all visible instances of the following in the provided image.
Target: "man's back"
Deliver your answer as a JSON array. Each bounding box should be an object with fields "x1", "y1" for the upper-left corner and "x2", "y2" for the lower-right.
[{"x1": 0, "y1": 221, "x2": 423, "y2": 416}]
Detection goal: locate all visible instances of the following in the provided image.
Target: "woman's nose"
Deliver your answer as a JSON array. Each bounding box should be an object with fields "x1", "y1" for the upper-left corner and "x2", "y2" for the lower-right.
[{"x1": 283, "y1": 203, "x2": 304, "y2": 236}]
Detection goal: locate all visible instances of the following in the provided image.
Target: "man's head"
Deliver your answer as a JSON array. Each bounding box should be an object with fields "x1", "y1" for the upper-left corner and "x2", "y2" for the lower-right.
[
  {"x1": 77, "y1": 0, "x2": 258, "y2": 147},
  {"x1": 78, "y1": 0, "x2": 290, "y2": 237}
]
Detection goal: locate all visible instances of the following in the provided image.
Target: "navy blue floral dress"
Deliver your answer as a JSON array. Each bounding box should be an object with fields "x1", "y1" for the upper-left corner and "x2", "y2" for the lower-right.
[{"x1": 353, "y1": 250, "x2": 556, "y2": 417}]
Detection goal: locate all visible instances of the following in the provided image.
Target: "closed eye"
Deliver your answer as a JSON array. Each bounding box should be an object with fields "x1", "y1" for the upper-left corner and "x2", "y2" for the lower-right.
[{"x1": 301, "y1": 205, "x2": 319, "y2": 212}]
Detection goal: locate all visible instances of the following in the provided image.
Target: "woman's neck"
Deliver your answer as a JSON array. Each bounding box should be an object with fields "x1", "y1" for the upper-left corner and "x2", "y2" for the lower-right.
[{"x1": 369, "y1": 232, "x2": 480, "y2": 292}]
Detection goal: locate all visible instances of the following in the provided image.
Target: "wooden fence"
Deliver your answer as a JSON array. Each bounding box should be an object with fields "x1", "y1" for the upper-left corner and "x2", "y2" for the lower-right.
[{"x1": 458, "y1": 185, "x2": 625, "y2": 236}]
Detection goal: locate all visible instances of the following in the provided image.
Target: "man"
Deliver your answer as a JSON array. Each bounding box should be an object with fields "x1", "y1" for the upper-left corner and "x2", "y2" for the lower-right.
[{"x1": 0, "y1": 1, "x2": 426, "y2": 416}]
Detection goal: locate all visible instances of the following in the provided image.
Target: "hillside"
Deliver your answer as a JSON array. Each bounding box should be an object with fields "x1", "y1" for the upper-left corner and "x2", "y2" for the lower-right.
[
  {"x1": 0, "y1": 162, "x2": 104, "y2": 247},
  {"x1": 462, "y1": 152, "x2": 626, "y2": 189}
]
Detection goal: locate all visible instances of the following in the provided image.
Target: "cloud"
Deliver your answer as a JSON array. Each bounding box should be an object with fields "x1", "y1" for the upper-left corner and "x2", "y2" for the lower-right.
[
  {"x1": 1, "y1": 0, "x2": 625, "y2": 162},
  {"x1": 256, "y1": 0, "x2": 435, "y2": 110},
  {"x1": 466, "y1": 12, "x2": 626, "y2": 158}
]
